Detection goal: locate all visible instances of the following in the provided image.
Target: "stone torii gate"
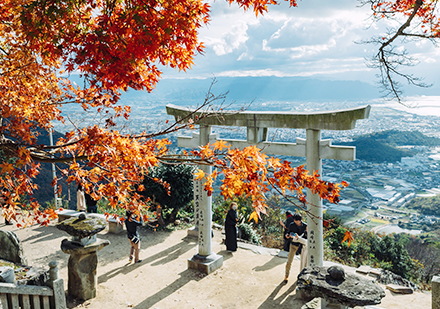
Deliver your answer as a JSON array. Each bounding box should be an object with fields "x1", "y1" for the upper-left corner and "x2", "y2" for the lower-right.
[{"x1": 166, "y1": 104, "x2": 370, "y2": 274}]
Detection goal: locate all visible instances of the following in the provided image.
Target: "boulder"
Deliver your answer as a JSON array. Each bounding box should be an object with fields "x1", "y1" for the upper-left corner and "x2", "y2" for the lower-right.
[
  {"x1": 0, "y1": 230, "x2": 28, "y2": 265},
  {"x1": 297, "y1": 265, "x2": 386, "y2": 308}
]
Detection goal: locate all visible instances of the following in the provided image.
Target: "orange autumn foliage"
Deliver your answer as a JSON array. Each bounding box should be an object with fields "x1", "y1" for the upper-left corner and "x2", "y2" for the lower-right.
[
  {"x1": 341, "y1": 230, "x2": 355, "y2": 249},
  {"x1": 1, "y1": 0, "x2": 439, "y2": 226}
]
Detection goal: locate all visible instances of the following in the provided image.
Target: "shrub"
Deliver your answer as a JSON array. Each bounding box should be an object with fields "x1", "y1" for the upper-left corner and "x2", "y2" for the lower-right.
[
  {"x1": 139, "y1": 163, "x2": 195, "y2": 223},
  {"x1": 238, "y1": 222, "x2": 261, "y2": 245}
]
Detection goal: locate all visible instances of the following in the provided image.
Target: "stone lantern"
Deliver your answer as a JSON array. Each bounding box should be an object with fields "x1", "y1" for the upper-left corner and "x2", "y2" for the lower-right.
[{"x1": 57, "y1": 213, "x2": 110, "y2": 300}]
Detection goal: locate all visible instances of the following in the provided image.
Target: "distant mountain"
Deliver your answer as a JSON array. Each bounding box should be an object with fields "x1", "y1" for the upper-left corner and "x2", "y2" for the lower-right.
[
  {"x1": 340, "y1": 139, "x2": 415, "y2": 163},
  {"x1": 336, "y1": 130, "x2": 440, "y2": 163},
  {"x1": 362, "y1": 130, "x2": 440, "y2": 147},
  {"x1": 122, "y1": 76, "x2": 382, "y2": 103}
]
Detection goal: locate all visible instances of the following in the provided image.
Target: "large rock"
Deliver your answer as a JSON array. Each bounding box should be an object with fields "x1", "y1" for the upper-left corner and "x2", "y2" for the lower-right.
[
  {"x1": 297, "y1": 265, "x2": 386, "y2": 308},
  {"x1": 0, "y1": 230, "x2": 28, "y2": 265}
]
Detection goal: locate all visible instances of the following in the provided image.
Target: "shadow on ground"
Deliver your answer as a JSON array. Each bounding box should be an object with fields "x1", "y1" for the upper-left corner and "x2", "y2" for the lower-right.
[
  {"x1": 98, "y1": 235, "x2": 197, "y2": 284},
  {"x1": 258, "y1": 281, "x2": 303, "y2": 308},
  {"x1": 133, "y1": 269, "x2": 202, "y2": 309},
  {"x1": 252, "y1": 255, "x2": 286, "y2": 272}
]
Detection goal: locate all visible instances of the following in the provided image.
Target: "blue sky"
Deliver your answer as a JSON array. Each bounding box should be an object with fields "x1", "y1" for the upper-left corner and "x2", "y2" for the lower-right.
[{"x1": 160, "y1": 0, "x2": 440, "y2": 90}]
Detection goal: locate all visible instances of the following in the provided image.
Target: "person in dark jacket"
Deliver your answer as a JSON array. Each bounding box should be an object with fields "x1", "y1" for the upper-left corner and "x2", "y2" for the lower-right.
[
  {"x1": 284, "y1": 213, "x2": 308, "y2": 283},
  {"x1": 225, "y1": 202, "x2": 238, "y2": 252},
  {"x1": 125, "y1": 210, "x2": 143, "y2": 263},
  {"x1": 279, "y1": 210, "x2": 294, "y2": 251},
  {"x1": 1, "y1": 188, "x2": 13, "y2": 225},
  {"x1": 85, "y1": 192, "x2": 98, "y2": 213}
]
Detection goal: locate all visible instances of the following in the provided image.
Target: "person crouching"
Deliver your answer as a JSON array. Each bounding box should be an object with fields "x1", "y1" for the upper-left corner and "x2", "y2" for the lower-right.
[{"x1": 125, "y1": 210, "x2": 143, "y2": 263}]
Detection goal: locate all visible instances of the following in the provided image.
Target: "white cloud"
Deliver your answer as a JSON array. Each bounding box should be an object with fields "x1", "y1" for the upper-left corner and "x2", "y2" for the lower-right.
[
  {"x1": 159, "y1": 0, "x2": 440, "y2": 86},
  {"x1": 208, "y1": 21, "x2": 250, "y2": 56},
  {"x1": 237, "y1": 51, "x2": 252, "y2": 61}
]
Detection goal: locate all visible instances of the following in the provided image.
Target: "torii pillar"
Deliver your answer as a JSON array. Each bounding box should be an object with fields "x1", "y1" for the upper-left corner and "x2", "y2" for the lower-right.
[{"x1": 167, "y1": 104, "x2": 370, "y2": 271}]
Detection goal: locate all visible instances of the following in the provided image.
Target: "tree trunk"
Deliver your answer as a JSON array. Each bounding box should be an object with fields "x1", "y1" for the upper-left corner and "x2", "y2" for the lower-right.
[
  {"x1": 167, "y1": 207, "x2": 179, "y2": 224},
  {"x1": 156, "y1": 207, "x2": 166, "y2": 226}
]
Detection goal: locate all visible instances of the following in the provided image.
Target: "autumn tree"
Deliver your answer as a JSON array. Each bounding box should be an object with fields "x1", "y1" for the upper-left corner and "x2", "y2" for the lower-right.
[{"x1": 1, "y1": 0, "x2": 438, "y2": 226}]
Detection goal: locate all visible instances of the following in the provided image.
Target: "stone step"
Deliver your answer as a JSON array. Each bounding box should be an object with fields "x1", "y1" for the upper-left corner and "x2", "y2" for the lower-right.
[
  {"x1": 355, "y1": 265, "x2": 371, "y2": 275},
  {"x1": 386, "y1": 284, "x2": 413, "y2": 294}
]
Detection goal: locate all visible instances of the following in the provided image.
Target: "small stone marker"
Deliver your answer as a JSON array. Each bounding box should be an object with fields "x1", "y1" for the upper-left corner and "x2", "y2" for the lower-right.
[
  {"x1": 386, "y1": 284, "x2": 413, "y2": 294},
  {"x1": 0, "y1": 266, "x2": 15, "y2": 283}
]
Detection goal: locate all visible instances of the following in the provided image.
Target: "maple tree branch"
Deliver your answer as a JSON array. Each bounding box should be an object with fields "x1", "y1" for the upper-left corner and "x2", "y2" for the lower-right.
[{"x1": 361, "y1": 0, "x2": 436, "y2": 102}]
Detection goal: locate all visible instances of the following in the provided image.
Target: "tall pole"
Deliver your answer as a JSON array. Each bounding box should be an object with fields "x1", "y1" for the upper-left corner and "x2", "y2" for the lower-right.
[
  {"x1": 306, "y1": 129, "x2": 323, "y2": 267},
  {"x1": 49, "y1": 129, "x2": 58, "y2": 208},
  {"x1": 198, "y1": 125, "x2": 212, "y2": 256}
]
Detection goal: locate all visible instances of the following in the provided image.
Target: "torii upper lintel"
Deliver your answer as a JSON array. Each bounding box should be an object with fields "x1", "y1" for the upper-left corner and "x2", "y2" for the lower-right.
[{"x1": 166, "y1": 104, "x2": 371, "y2": 131}]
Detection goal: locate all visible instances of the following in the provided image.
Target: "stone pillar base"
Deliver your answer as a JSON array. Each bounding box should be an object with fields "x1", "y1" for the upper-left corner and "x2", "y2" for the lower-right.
[
  {"x1": 433, "y1": 275, "x2": 440, "y2": 309},
  {"x1": 61, "y1": 238, "x2": 110, "y2": 301},
  {"x1": 188, "y1": 253, "x2": 223, "y2": 274},
  {"x1": 68, "y1": 251, "x2": 97, "y2": 300}
]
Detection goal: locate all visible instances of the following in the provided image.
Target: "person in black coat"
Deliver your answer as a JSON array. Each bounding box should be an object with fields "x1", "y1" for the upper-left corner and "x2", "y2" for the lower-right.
[
  {"x1": 85, "y1": 192, "x2": 98, "y2": 213},
  {"x1": 225, "y1": 202, "x2": 238, "y2": 252},
  {"x1": 125, "y1": 210, "x2": 143, "y2": 263},
  {"x1": 279, "y1": 210, "x2": 294, "y2": 251}
]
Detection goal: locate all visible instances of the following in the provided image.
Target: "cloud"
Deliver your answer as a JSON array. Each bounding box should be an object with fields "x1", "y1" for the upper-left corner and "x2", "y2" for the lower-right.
[
  {"x1": 207, "y1": 21, "x2": 251, "y2": 56},
  {"x1": 215, "y1": 57, "x2": 373, "y2": 78},
  {"x1": 159, "y1": 0, "x2": 439, "y2": 86}
]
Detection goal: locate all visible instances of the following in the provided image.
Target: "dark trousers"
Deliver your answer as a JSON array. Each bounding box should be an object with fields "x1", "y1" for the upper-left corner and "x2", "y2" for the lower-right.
[
  {"x1": 283, "y1": 238, "x2": 290, "y2": 251},
  {"x1": 87, "y1": 206, "x2": 98, "y2": 213}
]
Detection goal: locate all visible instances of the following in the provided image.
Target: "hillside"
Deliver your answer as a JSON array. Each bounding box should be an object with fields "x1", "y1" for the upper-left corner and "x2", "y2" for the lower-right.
[
  {"x1": 365, "y1": 130, "x2": 440, "y2": 147},
  {"x1": 336, "y1": 130, "x2": 440, "y2": 163},
  {"x1": 406, "y1": 195, "x2": 440, "y2": 216}
]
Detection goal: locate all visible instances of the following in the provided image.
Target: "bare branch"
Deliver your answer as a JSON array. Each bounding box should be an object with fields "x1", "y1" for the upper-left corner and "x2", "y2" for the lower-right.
[{"x1": 360, "y1": 0, "x2": 438, "y2": 102}]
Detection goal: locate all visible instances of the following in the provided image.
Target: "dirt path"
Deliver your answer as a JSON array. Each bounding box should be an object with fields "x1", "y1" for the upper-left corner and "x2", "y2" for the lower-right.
[{"x1": 1, "y1": 220, "x2": 432, "y2": 309}]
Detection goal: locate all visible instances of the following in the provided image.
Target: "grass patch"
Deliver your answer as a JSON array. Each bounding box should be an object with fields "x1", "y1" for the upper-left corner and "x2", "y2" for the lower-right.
[{"x1": 371, "y1": 218, "x2": 389, "y2": 224}]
